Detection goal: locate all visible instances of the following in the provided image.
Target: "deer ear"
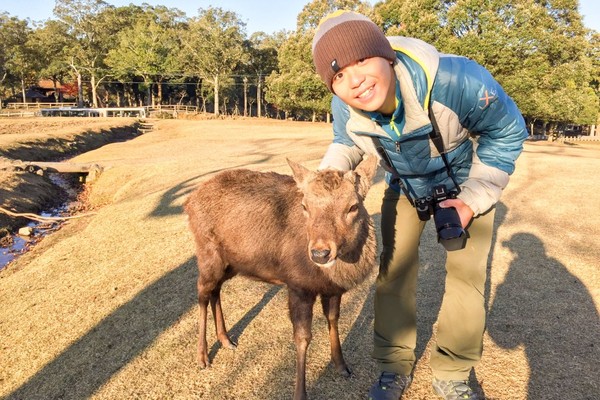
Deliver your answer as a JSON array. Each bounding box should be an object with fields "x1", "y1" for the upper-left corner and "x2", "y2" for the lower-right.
[
  {"x1": 353, "y1": 156, "x2": 379, "y2": 198},
  {"x1": 287, "y1": 158, "x2": 311, "y2": 186}
]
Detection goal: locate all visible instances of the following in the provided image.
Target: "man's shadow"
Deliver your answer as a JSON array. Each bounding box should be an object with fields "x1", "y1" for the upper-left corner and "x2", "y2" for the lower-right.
[{"x1": 487, "y1": 232, "x2": 599, "y2": 399}]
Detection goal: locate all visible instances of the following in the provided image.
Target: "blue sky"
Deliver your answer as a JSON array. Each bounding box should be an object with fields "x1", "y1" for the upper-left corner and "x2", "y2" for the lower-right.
[{"x1": 1, "y1": 0, "x2": 599, "y2": 34}]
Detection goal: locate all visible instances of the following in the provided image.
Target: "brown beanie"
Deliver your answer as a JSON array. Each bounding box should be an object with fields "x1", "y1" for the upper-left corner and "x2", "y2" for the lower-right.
[{"x1": 312, "y1": 11, "x2": 396, "y2": 92}]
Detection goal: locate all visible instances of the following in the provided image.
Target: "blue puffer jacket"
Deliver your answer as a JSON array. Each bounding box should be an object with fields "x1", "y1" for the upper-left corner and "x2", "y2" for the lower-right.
[{"x1": 319, "y1": 37, "x2": 528, "y2": 216}]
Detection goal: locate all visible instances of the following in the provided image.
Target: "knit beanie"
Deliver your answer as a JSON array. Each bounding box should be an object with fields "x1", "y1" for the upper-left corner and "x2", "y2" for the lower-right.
[{"x1": 312, "y1": 10, "x2": 396, "y2": 92}]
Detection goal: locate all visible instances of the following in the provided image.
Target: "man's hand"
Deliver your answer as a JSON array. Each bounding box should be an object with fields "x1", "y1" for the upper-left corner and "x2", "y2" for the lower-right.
[{"x1": 439, "y1": 198, "x2": 474, "y2": 228}]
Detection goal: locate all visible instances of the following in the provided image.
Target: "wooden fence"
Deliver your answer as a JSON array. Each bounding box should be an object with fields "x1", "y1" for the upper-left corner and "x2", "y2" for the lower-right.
[
  {"x1": 147, "y1": 104, "x2": 199, "y2": 116},
  {"x1": 4, "y1": 102, "x2": 77, "y2": 110},
  {"x1": 0, "y1": 111, "x2": 36, "y2": 118},
  {"x1": 556, "y1": 135, "x2": 600, "y2": 143}
]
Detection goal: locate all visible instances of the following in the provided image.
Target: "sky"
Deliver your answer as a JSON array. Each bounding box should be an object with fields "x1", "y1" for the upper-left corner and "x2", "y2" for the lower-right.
[{"x1": 1, "y1": 0, "x2": 599, "y2": 35}]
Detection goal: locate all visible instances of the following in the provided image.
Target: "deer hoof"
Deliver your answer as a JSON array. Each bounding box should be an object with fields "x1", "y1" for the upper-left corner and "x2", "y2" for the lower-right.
[
  {"x1": 199, "y1": 361, "x2": 211, "y2": 369},
  {"x1": 198, "y1": 355, "x2": 211, "y2": 369},
  {"x1": 225, "y1": 341, "x2": 237, "y2": 350},
  {"x1": 337, "y1": 365, "x2": 352, "y2": 378},
  {"x1": 220, "y1": 336, "x2": 237, "y2": 350}
]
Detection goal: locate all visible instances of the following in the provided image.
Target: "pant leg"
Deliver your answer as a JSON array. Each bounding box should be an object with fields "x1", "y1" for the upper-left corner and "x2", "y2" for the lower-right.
[
  {"x1": 373, "y1": 188, "x2": 425, "y2": 375},
  {"x1": 430, "y1": 207, "x2": 496, "y2": 380}
]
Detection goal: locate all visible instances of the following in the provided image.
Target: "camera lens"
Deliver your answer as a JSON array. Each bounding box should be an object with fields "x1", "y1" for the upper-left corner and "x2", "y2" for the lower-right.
[{"x1": 433, "y1": 206, "x2": 466, "y2": 251}]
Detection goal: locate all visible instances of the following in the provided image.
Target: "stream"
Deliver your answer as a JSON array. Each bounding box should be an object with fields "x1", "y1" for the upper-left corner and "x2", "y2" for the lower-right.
[{"x1": 0, "y1": 173, "x2": 83, "y2": 270}]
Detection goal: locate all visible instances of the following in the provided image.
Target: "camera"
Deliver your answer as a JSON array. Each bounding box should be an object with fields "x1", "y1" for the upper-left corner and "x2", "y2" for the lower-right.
[{"x1": 415, "y1": 185, "x2": 466, "y2": 251}]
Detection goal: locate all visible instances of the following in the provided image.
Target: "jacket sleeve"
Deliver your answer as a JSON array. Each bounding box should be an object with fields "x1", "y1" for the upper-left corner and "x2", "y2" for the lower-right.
[
  {"x1": 439, "y1": 56, "x2": 528, "y2": 215},
  {"x1": 319, "y1": 95, "x2": 365, "y2": 171}
]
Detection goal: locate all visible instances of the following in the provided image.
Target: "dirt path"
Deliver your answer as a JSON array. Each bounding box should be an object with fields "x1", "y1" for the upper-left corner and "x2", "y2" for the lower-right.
[{"x1": 0, "y1": 119, "x2": 598, "y2": 399}]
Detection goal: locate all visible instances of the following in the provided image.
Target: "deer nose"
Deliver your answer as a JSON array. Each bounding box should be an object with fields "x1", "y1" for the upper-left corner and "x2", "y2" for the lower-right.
[{"x1": 310, "y1": 249, "x2": 331, "y2": 264}]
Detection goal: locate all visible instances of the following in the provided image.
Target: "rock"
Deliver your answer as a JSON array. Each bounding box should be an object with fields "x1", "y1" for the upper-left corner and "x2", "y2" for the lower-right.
[{"x1": 18, "y1": 227, "x2": 33, "y2": 236}]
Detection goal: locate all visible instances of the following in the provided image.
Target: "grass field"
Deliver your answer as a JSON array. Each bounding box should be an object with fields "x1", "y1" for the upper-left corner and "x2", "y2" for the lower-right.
[{"x1": 0, "y1": 118, "x2": 598, "y2": 399}]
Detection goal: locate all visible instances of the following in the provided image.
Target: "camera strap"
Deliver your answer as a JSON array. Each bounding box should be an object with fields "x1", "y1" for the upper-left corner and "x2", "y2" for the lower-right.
[
  {"x1": 374, "y1": 142, "x2": 416, "y2": 206},
  {"x1": 372, "y1": 105, "x2": 462, "y2": 205},
  {"x1": 428, "y1": 105, "x2": 462, "y2": 194}
]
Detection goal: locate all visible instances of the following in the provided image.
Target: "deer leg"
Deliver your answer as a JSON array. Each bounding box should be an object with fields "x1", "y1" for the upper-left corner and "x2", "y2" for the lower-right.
[
  {"x1": 197, "y1": 276, "x2": 214, "y2": 368},
  {"x1": 321, "y1": 294, "x2": 351, "y2": 377},
  {"x1": 196, "y1": 245, "x2": 229, "y2": 369},
  {"x1": 288, "y1": 288, "x2": 316, "y2": 400},
  {"x1": 210, "y1": 281, "x2": 237, "y2": 349}
]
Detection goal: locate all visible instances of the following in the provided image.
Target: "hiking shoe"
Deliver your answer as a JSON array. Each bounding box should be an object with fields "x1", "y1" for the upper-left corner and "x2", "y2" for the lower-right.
[
  {"x1": 432, "y1": 378, "x2": 479, "y2": 400},
  {"x1": 368, "y1": 371, "x2": 412, "y2": 400}
]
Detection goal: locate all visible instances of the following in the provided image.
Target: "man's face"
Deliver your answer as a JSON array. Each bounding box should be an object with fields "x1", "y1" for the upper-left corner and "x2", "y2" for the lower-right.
[{"x1": 331, "y1": 56, "x2": 396, "y2": 115}]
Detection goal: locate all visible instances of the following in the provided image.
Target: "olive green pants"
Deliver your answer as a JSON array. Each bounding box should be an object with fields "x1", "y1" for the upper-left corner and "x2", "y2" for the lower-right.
[{"x1": 373, "y1": 187, "x2": 495, "y2": 380}]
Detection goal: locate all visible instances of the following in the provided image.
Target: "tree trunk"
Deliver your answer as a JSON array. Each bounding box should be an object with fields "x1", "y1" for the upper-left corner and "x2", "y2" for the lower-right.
[
  {"x1": 21, "y1": 78, "x2": 26, "y2": 103},
  {"x1": 91, "y1": 75, "x2": 98, "y2": 108},
  {"x1": 243, "y1": 77, "x2": 248, "y2": 117},
  {"x1": 77, "y1": 72, "x2": 84, "y2": 108},
  {"x1": 257, "y1": 75, "x2": 262, "y2": 118},
  {"x1": 529, "y1": 122, "x2": 534, "y2": 136},
  {"x1": 157, "y1": 82, "x2": 163, "y2": 105},
  {"x1": 0, "y1": 72, "x2": 6, "y2": 109},
  {"x1": 147, "y1": 81, "x2": 152, "y2": 107},
  {"x1": 69, "y1": 59, "x2": 84, "y2": 108},
  {"x1": 52, "y1": 79, "x2": 58, "y2": 103},
  {"x1": 214, "y1": 75, "x2": 219, "y2": 117}
]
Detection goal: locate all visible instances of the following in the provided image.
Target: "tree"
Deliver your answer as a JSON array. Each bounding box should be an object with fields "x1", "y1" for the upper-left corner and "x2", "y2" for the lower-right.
[
  {"x1": 589, "y1": 31, "x2": 600, "y2": 100},
  {"x1": 267, "y1": 0, "x2": 370, "y2": 121},
  {"x1": 180, "y1": 7, "x2": 248, "y2": 116},
  {"x1": 29, "y1": 19, "x2": 74, "y2": 102},
  {"x1": 0, "y1": 13, "x2": 20, "y2": 105},
  {"x1": 373, "y1": 0, "x2": 598, "y2": 129},
  {"x1": 266, "y1": 31, "x2": 331, "y2": 121},
  {"x1": 106, "y1": 6, "x2": 184, "y2": 106},
  {"x1": 372, "y1": 0, "x2": 443, "y2": 44},
  {"x1": 0, "y1": 14, "x2": 40, "y2": 104},
  {"x1": 242, "y1": 31, "x2": 281, "y2": 117},
  {"x1": 295, "y1": 0, "x2": 372, "y2": 31},
  {"x1": 53, "y1": 0, "x2": 125, "y2": 107}
]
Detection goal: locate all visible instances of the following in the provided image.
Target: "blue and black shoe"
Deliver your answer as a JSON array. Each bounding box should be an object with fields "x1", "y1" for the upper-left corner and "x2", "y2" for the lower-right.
[{"x1": 368, "y1": 371, "x2": 412, "y2": 400}]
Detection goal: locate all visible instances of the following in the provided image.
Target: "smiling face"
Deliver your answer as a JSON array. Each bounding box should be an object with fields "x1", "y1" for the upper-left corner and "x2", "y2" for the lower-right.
[{"x1": 331, "y1": 56, "x2": 397, "y2": 115}]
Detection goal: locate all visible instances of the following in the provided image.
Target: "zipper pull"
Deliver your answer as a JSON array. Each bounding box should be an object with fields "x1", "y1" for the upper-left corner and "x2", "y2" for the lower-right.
[{"x1": 395, "y1": 141, "x2": 401, "y2": 152}]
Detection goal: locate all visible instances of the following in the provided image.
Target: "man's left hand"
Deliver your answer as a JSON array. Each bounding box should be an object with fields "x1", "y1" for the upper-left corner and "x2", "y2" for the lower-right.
[{"x1": 439, "y1": 199, "x2": 474, "y2": 228}]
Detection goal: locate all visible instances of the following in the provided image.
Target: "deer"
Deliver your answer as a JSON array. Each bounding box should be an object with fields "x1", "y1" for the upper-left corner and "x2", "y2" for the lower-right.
[{"x1": 184, "y1": 156, "x2": 379, "y2": 400}]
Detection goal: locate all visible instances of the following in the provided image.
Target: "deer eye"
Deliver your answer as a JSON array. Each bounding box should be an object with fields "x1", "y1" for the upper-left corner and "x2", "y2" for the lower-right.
[{"x1": 348, "y1": 204, "x2": 358, "y2": 213}]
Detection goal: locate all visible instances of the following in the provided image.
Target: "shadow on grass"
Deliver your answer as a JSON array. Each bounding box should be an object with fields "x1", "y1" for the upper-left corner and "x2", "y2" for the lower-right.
[
  {"x1": 7, "y1": 258, "x2": 283, "y2": 400},
  {"x1": 207, "y1": 285, "x2": 282, "y2": 361},
  {"x1": 487, "y1": 232, "x2": 599, "y2": 399},
  {"x1": 7, "y1": 257, "x2": 197, "y2": 399}
]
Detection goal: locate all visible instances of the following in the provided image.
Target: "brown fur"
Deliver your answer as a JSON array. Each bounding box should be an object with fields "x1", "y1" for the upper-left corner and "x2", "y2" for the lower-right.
[{"x1": 184, "y1": 157, "x2": 378, "y2": 400}]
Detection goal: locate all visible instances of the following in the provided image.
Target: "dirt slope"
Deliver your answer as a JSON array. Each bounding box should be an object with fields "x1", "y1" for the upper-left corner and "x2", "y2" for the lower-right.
[
  {"x1": 0, "y1": 117, "x2": 140, "y2": 233},
  {"x1": 0, "y1": 118, "x2": 598, "y2": 400}
]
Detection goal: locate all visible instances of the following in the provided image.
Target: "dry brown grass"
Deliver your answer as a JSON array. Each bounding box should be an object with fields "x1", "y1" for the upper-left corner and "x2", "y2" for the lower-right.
[{"x1": 0, "y1": 118, "x2": 598, "y2": 399}]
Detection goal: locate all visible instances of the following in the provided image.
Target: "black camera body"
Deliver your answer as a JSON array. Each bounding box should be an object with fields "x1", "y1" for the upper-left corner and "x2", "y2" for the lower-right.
[{"x1": 415, "y1": 185, "x2": 466, "y2": 251}]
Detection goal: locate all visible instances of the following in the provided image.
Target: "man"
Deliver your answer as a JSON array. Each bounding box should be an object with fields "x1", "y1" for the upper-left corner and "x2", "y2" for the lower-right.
[{"x1": 311, "y1": 10, "x2": 527, "y2": 400}]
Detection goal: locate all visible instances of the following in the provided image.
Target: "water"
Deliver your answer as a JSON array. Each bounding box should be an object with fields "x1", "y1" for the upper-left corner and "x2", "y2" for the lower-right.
[
  {"x1": 0, "y1": 235, "x2": 30, "y2": 267},
  {"x1": 0, "y1": 174, "x2": 82, "y2": 270},
  {"x1": 0, "y1": 211, "x2": 66, "y2": 269}
]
